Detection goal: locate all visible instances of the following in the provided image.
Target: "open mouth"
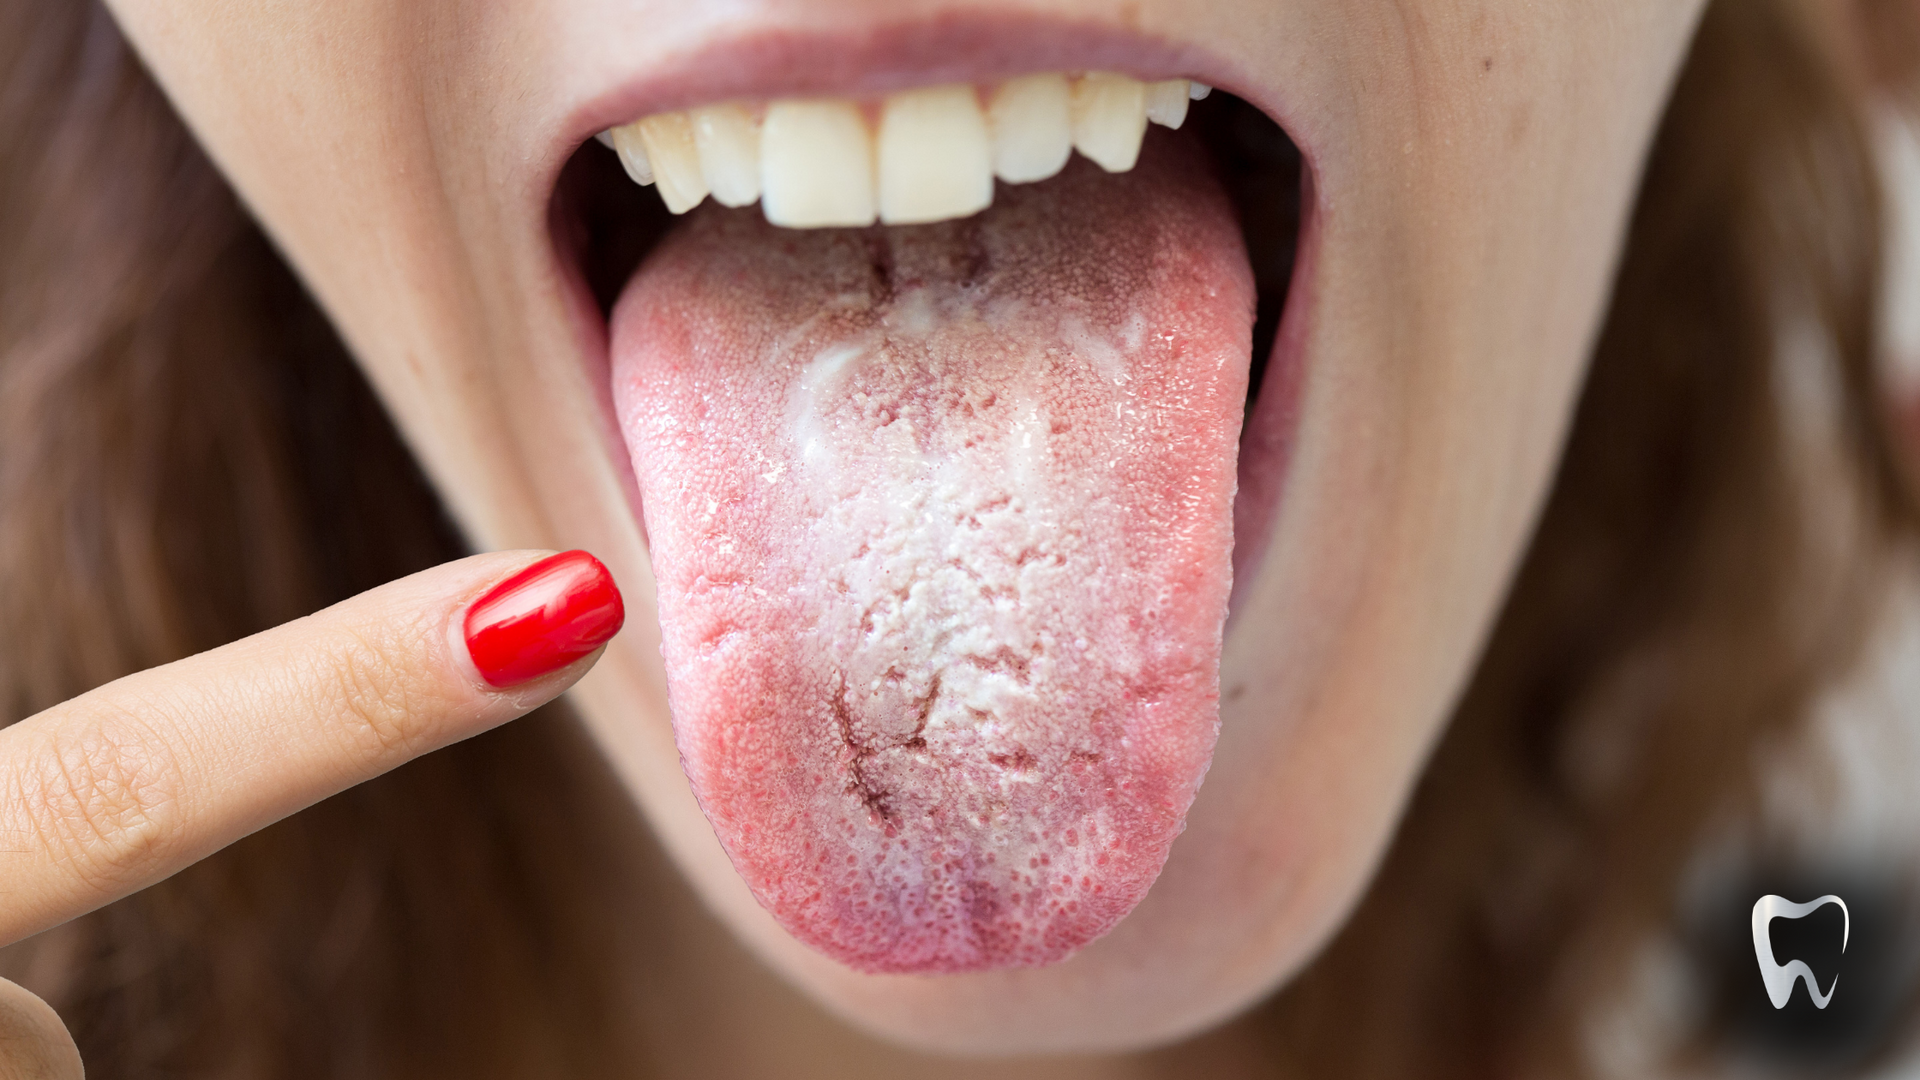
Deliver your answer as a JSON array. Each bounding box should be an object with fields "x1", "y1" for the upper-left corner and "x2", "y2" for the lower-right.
[{"x1": 546, "y1": 29, "x2": 1306, "y2": 976}]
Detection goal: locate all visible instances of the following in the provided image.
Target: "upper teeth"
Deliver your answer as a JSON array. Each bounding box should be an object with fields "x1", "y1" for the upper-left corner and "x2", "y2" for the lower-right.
[{"x1": 600, "y1": 74, "x2": 1207, "y2": 229}]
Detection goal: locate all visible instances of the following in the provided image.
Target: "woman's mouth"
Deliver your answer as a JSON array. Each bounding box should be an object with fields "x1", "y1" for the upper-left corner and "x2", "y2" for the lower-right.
[{"x1": 548, "y1": 30, "x2": 1306, "y2": 976}]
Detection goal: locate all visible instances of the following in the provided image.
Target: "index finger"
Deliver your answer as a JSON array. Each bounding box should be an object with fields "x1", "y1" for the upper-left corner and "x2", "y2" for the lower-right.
[{"x1": 0, "y1": 549, "x2": 623, "y2": 947}]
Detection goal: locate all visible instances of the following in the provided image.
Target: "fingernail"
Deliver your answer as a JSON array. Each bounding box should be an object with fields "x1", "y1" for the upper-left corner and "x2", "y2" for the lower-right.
[{"x1": 463, "y1": 551, "x2": 626, "y2": 688}]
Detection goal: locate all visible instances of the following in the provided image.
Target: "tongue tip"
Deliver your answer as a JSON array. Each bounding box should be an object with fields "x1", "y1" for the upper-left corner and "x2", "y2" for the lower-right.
[
  {"x1": 754, "y1": 835, "x2": 1182, "y2": 975},
  {"x1": 689, "y1": 675, "x2": 1223, "y2": 974}
]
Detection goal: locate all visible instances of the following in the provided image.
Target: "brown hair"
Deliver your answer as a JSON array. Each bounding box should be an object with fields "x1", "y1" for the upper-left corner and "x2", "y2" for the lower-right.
[{"x1": 0, "y1": 0, "x2": 1914, "y2": 1075}]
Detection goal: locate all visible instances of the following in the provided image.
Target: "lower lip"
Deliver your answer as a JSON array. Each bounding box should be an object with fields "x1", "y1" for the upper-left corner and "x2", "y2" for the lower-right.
[{"x1": 1231, "y1": 168, "x2": 1318, "y2": 618}]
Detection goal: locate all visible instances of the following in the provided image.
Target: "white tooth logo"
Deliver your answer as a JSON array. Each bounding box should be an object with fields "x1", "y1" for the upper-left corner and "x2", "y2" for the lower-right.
[{"x1": 1751, "y1": 894, "x2": 1849, "y2": 1009}]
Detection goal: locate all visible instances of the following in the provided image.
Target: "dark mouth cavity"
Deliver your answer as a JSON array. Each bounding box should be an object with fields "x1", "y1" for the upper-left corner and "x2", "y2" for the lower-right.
[{"x1": 550, "y1": 90, "x2": 1301, "y2": 415}]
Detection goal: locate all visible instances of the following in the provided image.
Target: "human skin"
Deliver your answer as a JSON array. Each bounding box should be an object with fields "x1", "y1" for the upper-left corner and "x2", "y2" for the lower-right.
[
  {"x1": 85, "y1": 0, "x2": 1707, "y2": 1059},
  {"x1": 0, "y1": 552, "x2": 615, "y2": 1075}
]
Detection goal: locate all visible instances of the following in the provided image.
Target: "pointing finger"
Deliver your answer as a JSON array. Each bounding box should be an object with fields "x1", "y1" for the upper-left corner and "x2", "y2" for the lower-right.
[{"x1": 0, "y1": 549, "x2": 623, "y2": 947}]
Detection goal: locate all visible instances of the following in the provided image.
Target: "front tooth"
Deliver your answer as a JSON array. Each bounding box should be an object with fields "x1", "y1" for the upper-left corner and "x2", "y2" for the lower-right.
[
  {"x1": 1070, "y1": 73, "x2": 1148, "y2": 173},
  {"x1": 691, "y1": 103, "x2": 763, "y2": 208},
  {"x1": 1189, "y1": 82, "x2": 1214, "y2": 100},
  {"x1": 987, "y1": 73, "x2": 1073, "y2": 184},
  {"x1": 877, "y1": 84, "x2": 993, "y2": 225},
  {"x1": 761, "y1": 99, "x2": 876, "y2": 228},
  {"x1": 1145, "y1": 79, "x2": 1191, "y2": 129},
  {"x1": 637, "y1": 113, "x2": 708, "y2": 213},
  {"x1": 609, "y1": 122, "x2": 655, "y2": 185}
]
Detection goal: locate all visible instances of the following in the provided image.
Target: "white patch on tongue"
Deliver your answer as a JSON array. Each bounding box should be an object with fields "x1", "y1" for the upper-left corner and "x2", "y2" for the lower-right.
[{"x1": 612, "y1": 143, "x2": 1252, "y2": 973}]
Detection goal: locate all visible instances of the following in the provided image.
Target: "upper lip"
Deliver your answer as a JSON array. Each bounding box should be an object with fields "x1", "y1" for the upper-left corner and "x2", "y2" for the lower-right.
[{"x1": 565, "y1": 12, "x2": 1246, "y2": 150}]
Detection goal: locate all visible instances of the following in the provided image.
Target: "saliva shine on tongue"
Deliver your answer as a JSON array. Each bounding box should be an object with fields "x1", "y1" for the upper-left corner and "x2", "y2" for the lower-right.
[{"x1": 611, "y1": 138, "x2": 1254, "y2": 973}]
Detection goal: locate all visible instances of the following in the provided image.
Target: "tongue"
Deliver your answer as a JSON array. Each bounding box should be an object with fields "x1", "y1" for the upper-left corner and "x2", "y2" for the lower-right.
[{"x1": 610, "y1": 138, "x2": 1252, "y2": 973}]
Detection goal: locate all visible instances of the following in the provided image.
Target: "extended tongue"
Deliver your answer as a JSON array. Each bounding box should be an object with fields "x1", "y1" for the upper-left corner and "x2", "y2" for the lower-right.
[{"x1": 611, "y1": 138, "x2": 1253, "y2": 973}]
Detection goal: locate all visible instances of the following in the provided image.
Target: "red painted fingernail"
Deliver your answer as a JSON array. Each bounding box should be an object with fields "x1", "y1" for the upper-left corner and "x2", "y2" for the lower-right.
[{"x1": 463, "y1": 551, "x2": 625, "y2": 688}]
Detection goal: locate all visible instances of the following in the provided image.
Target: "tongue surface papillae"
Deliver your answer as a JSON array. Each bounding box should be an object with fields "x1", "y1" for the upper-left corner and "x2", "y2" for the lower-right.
[{"x1": 611, "y1": 140, "x2": 1253, "y2": 973}]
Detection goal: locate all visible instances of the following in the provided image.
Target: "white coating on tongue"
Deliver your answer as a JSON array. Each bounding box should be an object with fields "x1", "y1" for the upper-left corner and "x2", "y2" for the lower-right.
[{"x1": 612, "y1": 144, "x2": 1252, "y2": 973}]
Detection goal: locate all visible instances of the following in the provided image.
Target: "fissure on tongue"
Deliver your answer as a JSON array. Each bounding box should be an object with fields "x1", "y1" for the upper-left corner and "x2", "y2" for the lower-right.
[{"x1": 611, "y1": 139, "x2": 1253, "y2": 973}]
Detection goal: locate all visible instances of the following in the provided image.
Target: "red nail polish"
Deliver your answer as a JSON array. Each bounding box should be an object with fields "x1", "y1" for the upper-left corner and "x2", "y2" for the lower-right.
[{"x1": 464, "y1": 551, "x2": 625, "y2": 688}]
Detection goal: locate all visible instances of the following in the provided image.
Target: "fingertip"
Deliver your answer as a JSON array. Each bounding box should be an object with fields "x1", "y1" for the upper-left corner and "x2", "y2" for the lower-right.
[{"x1": 460, "y1": 550, "x2": 626, "y2": 690}]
